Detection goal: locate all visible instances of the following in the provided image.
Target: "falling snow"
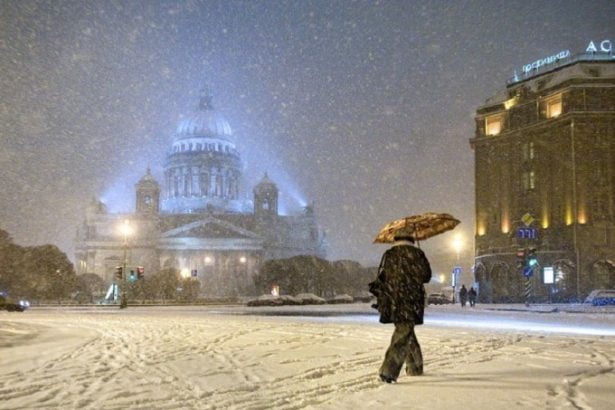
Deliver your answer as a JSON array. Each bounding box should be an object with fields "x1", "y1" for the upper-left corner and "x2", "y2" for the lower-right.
[{"x1": 1, "y1": 1, "x2": 612, "y2": 268}]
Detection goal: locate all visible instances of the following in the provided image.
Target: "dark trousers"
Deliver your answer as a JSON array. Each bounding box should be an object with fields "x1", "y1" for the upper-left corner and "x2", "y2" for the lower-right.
[{"x1": 379, "y1": 322, "x2": 423, "y2": 380}]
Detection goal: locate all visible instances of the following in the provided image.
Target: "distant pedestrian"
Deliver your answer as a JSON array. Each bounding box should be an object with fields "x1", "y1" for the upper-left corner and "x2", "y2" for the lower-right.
[
  {"x1": 369, "y1": 235, "x2": 432, "y2": 384},
  {"x1": 459, "y1": 285, "x2": 468, "y2": 307},
  {"x1": 468, "y1": 287, "x2": 477, "y2": 307}
]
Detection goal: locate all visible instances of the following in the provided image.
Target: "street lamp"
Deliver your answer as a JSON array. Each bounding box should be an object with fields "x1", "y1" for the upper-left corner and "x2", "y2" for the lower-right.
[
  {"x1": 451, "y1": 233, "x2": 463, "y2": 304},
  {"x1": 118, "y1": 219, "x2": 134, "y2": 309},
  {"x1": 452, "y1": 234, "x2": 463, "y2": 261}
]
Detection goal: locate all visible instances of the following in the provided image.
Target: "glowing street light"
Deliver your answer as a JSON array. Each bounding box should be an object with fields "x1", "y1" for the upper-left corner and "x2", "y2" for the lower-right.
[
  {"x1": 117, "y1": 219, "x2": 134, "y2": 309},
  {"x1": 119, "y1": 219, "x2": 134, "y2": 241},
  {"x1": 451, "y1": 233, "x2": 463, "y2": 262},
  {"x1": 451, "y1": 233, "x2": 464, "y2": 304}
]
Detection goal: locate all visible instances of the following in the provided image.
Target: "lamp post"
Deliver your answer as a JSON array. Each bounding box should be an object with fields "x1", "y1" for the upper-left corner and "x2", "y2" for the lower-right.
[
  {"x1": 118, "y1": 219, "x2": 134, "y2": 309},
  {"x1": 451, "y1": 233, "x2": 463, "y2": 304}
]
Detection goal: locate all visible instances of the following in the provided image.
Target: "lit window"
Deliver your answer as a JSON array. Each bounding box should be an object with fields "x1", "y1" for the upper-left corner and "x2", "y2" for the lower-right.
[
  {"x1": 504, "y1": 95, "x2": 519, "y2": 110},
  {"x1": 485, "y1": 115, "x2": 502, "y2": 136},
  {"x1": 523, "y1": 171, "x2": 536, "y2": 191},
  {"x1": 530, "y1": 171, "x2": 535, "y2": 189},
  {"x1": 523, "y1": 141, "x2": 535, "y2": 161},
  {"x1": 546, "y1": 95, "x2": 562, "y2": 118}
]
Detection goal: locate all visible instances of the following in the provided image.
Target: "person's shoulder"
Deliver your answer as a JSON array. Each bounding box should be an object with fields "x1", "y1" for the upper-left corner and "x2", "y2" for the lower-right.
[
  {"x1": 393, "y1": 244, "x2": 422, "y2": 256},
  {"x1": 405, "y1": 245, "x2": 424, "y2": 256}
]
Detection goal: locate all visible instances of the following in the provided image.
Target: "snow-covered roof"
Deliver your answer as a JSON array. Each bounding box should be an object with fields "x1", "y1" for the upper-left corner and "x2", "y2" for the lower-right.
[{"x1": 482, "y1": 59, "x2": 615, "y2": 108}]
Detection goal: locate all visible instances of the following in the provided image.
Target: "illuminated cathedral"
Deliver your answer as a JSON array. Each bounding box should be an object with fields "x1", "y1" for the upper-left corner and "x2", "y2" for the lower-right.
[{"x1": 75, "y1": 89, "x2": 326, "y2": 296}]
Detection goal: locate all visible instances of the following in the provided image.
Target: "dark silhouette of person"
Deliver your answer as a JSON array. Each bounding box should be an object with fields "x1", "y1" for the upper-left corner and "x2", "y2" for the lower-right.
[
  {"x1": 468, "y1": 287, "x2": 477, "y2": 307},
  {"x1": 459, "y1": 285, "x2": 468, "y2": 307},
  {"x1": 369, "y1": 235, "x2": 432, "y2": 383}
]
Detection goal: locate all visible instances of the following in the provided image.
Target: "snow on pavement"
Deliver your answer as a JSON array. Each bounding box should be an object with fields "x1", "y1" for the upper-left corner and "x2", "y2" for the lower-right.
[{"x1": 0, "y1": 306, "x2": 614, "y2": 410}]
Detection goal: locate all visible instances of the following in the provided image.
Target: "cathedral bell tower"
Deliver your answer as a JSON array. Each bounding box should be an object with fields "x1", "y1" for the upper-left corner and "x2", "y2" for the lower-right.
[
  {"x1": 136, "y1": 168, "x2": 160, "y2": 215},
  {"x1": 253, "y1": 173, "x2": 278, "y2": 219}
]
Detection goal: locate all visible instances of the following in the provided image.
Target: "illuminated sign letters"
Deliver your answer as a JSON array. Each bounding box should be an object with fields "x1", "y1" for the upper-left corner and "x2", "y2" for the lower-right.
[
  {"x1": 522, "y1": 50, "x2": 571, "y2": 73},
  {"x1": 586, "y1": 39, "x2": 612, "y2": 53}
]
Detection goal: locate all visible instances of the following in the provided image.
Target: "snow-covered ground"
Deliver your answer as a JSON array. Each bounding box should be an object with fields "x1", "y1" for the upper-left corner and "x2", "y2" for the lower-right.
[{"x1": 1, "y1": 304, "x2": 614, "y2": 410}]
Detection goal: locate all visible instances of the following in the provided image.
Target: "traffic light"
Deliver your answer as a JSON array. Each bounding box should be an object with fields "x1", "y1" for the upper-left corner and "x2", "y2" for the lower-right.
[
  {"x1": 527, "y1": 248, "x2": 538, "y2": 268},
  {"x1": 137, "y1": 266, "x2": 144, "y2": 280},
  {"x1": 115, "y1": 266, "x2": 123, "y2": 280},
  {"x1": 191, "y1": 269, "x2": 198, "y2": 278},
  {"x1": 516, "y1": 248, "x2": 527, "y2": 270},
  {"x1": 129, "y1": 270, "x2": 136, "y2": 282}
]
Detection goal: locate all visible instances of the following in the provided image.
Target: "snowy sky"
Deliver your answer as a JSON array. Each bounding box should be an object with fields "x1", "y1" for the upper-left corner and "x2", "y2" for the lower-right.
[{"x1": 1, "y1": 0, "x2": 613, "y2": 266}]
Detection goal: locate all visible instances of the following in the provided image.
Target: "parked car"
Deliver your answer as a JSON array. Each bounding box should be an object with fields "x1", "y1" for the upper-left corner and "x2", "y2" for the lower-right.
[
  {"x1": 584, "y1": 289, "x2": 615, "y2": 306},
  {"x1": 427, "y1": 293, "x2": 451, "y2": 305},
  {"x1": 1, "y1": 299, "x2": 30, "y2": 312}
]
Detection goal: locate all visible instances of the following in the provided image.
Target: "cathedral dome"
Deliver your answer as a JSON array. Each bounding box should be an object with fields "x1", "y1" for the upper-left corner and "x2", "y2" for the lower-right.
[
  {"x1": 173, "y1": 89, "x2": 232, "y2": 142},
  {"x1": 136, "y1": 168, "x2": 159, "y2": 189},
  {"x1": 175, "y1": 109, "x2": 232, "y2": 140},
  {"x1": 162, "y1": 87, "x2": 243, "y2": 214},
  {"x1": 254, "y1": 173, "x2": 278, "y2": 194}
]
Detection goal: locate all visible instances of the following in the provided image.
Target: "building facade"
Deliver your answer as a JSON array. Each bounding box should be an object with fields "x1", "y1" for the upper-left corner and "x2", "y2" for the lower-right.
[
  {"x1": 470, "y1": 51, "x2": 615, "y2": 302},
  {"x1": 75, "y1": 90, "x2": 326, "y2": 297}
]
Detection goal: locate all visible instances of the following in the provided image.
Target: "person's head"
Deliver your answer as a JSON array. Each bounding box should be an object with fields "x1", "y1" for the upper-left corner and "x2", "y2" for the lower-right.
[{"x1": 393, "y1": 234, "x2": 415, "y2": 243}]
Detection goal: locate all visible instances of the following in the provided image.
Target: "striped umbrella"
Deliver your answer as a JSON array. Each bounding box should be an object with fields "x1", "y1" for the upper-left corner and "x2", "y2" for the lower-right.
[{"x1": 373, "y1": 212, "x2": 460, "y2": 244}]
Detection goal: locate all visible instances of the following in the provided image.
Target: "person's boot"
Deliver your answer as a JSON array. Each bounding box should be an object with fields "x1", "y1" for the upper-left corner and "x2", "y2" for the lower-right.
[
  {"x1": 379, "y1": 374, "x2": 397, "y2": 384},
  {"x1": 406, "y1": 364, "x2": 423, "y2": 376}
]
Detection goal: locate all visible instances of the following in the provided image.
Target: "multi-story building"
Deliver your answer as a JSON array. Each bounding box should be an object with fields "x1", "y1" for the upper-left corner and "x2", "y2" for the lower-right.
[
  {"x1": 470, "y1": 47, "x2": 615, "y2": 302},
  {"x1": 75, "y1": 89, "x2": 326, "y2": 297}
]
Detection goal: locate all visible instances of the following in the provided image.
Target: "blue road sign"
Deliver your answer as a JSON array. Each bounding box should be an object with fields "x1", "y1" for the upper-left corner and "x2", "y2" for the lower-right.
[
  {"x1": 517, "y1": 228, "x2": 538, "y2": 240},
  {"x1": 453, "y1": 267, "x2": 462, "y2": 275}
]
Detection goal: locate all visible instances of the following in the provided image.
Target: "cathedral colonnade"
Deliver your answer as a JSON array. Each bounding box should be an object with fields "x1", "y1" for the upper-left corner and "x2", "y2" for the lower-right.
[{"x1": 159, "y1": 248, "x2": 261, "y2": 296}]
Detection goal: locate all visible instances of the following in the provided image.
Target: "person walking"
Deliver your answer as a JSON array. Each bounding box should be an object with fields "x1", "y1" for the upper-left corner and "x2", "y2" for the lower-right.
[
  {"x1": 468, "y1": 287, "x2": 477, "y2": 307},
  {"x1": 459, "y1": 284, "x2": 468, "y2": 307},
  {"x1": 369, "y1": 234, "x2": 432, "y2": 384}
]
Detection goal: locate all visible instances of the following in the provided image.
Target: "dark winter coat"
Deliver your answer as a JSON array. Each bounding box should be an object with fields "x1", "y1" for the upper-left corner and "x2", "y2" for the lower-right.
[
  {"x1": 459, "y1": 286, "x2": 468, "y2": 302},
  {"x1": 369, "y1": 244, "x2": 432, "y2": 324}
]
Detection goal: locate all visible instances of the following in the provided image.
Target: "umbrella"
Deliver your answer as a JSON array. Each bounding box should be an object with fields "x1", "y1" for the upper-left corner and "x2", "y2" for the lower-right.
[{"x1": 373, "y1": 212, "x2": 460, "y2": 244}]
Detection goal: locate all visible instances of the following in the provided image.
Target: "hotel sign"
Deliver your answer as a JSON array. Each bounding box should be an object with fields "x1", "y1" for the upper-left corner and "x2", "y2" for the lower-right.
[
  {"x1": 514, "y1": 39, "x2": 613, "y2": 81},
  {"x1": 522, "y1": 50, "x2": 571, "y2": 74},
  {"x1": 586, "y1": 39, "x2": 612, "y2": 53}
]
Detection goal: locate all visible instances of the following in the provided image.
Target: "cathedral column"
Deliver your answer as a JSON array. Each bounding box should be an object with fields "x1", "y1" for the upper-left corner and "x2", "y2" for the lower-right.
[
  {"x1": 210, "y1": 171, "x2": 217, "y2": 197},
  {"x1": 191, "y1": 167, "x2": 200, "y2": 196}
]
